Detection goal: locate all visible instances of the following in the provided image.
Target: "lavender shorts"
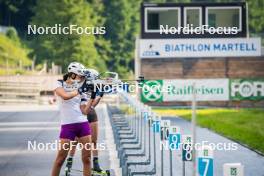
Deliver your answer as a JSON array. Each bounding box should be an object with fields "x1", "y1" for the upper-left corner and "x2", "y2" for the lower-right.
[{"x1": 60, "y1": 122, "x2": 91, "y2": 140}]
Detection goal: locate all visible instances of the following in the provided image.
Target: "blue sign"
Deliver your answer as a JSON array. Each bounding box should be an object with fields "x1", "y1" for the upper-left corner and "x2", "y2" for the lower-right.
[
  {"x1": 140, "y1": 38, "x2": 261, "y2": 58},
  {"x1": 143, "y1": 112, "x2": 148, "y2": 122},
  {"x1": 122, "y1": 83, "x2": 129, "y2": 92},
  {"x1": 152, "y1": 120, "x2": 160, "y2": 133},
  {"x1": 169, "y1": 134, "x2": 181, "y2": 150},
  {"x1": 198, "y1": 158, "x2": 213, "y2": 176}
]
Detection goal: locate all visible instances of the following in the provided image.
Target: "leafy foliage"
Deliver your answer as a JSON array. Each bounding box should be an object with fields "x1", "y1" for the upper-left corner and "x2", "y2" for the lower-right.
[
  {"x1": 0, "y1": 0, "x2": 263, "y2": 76},
  {"x1": 247, "y1": 0, "x2": 264, "y2": 34},
  {"x1": 30, "y1": 0, "x2": 102, "y2": 72},
  {"x1": 0, "y1": 33, "x2": 31, "y2": 68}
]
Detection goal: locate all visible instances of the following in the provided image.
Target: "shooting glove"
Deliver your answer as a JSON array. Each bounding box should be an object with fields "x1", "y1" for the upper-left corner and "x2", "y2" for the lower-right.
[
  {"x1": 90, "y1": 91, "x2": 96, "y2": 100},
  {"x1": 78, "y1": 81, "x2": 92, "y2": 94},
  {"x1": 99, "y1": 91, "x2": 104, "y2": 97}
]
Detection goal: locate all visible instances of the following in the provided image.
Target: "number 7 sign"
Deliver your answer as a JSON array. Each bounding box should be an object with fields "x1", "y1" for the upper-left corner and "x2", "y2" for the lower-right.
[
  {"x1": 198, "y1": 158, "x2": 213, "y2": 176},
  {"x1": 198, "y1": 145, "x2": 214, "y2": 176}
]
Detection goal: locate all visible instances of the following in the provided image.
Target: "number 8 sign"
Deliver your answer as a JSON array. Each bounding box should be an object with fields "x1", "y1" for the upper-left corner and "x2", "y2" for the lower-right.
[
  {"x1": 182, "y1": 135, "x2": 193, "y2": 161},
  {"x1": 198, "y1": 145, "x2": 214, "y2": 176}
]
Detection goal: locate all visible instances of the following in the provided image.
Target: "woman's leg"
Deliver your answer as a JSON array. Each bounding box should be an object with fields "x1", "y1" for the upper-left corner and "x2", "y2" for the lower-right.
[
  {"x1": 88, "y1": 109, "x2": 102, "y2": 172},
  {"x1": 65, "y1": 139, "x2": 78, "y2": 170},
  {"x1": 69, "y1": 139, "x2": 78, "y2": 157},
  {"x1": 91, "y1": 121, "x2": 99, "y2": 157},
  {"x1": 78, "y1": 135, "x2": 92, "y2": 176},
  {"x1": 91, "y1": 121, "x2": 102, "y2": 171},
  {"x1": 51, "y1": 139, "x2": 71, "y2": 176}
]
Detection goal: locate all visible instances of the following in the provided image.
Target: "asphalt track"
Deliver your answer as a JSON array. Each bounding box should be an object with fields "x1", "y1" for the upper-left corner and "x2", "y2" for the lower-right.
[
  {"x1": 108, "y1": 106, "x2": 264, "y2": 176},
  {"x1": 162, "y1": 116, "x2": 264, "y2": 176},
  {"x1": 0, "y1": 104, "x2": 264, "y2": 176},
  {"x1": 0, "y1": 104, "x2": 119, "y2": 176}
]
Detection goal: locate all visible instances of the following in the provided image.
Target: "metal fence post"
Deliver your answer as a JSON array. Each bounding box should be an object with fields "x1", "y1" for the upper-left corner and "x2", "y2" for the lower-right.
[{"x1": 192, "y1": 83, "x2": 197, "y2": 176}]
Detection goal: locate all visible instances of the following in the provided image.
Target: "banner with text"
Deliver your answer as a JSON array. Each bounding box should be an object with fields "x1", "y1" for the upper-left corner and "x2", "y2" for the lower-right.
[
  {"x1": 139, "y1": 38, "x2": 261, "y2": 58},
  {"x1": 230, "y1": 79, "x2": 264, "y2": 100},
  {"x1": 141, "y1": 79, "x2": 264, "y2": 102},
  {"x1": 141, "y1": 79, "x2": 229, "y2": 102}
]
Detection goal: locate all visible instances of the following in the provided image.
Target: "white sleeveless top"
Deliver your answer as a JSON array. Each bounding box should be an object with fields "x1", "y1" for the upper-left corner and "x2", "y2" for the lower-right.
[{"x1": 54, "y1": 81, "x2": 88, "y2": 125}]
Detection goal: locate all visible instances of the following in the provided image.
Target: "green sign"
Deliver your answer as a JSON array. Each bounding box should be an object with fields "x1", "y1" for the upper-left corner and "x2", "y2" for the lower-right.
[
  {"x1": 141, "y1": 80, "x2": 163, "y2": 102},
  {"x1": 140, "y1": 79, "x2": 264, "y2": 102},
  {"x1": 230, "y1": 168, "x2": 237, "y2": 176},
  {"x1": 140, "y1": 79, "x2": 229, "y2": 102},
  {"x1": 230, "y1": 79, "x2": 264, "y2": 100}
]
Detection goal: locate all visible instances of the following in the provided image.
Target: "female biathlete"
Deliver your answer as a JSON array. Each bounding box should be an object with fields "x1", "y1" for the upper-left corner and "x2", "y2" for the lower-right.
[
  {"x1": 65, "y1": 68, "x2": 105, "y2": 174},
  {"x1": 51, "y1": 62, "x2": 96, "y2": 176}
]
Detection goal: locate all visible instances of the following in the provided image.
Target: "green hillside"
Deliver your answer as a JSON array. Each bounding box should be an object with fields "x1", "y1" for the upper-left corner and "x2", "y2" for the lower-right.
[{"x1": 0, "y1": 31, "x2": 31, "y2": 75}]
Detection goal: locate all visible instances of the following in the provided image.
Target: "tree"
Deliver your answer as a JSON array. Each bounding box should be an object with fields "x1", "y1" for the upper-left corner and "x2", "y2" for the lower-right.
[
  {"x1": 247, "y1": 0, "x2": 264, "y2": 34},
  {"x1": 1, "y1": 0, "x2": 263, "y2": 76},
  {"x1": 30, "y1": 0, "x2": 102, "y2": 72},
  {"x1": 87, "y1": 0, "x2": 109, "y2": 72},
  {"x1": 0, "y1": 0, "x2": 36, "y2": 35},
  {"x1": 103, "y1": 0, "x2": 141, "y2": 78}
]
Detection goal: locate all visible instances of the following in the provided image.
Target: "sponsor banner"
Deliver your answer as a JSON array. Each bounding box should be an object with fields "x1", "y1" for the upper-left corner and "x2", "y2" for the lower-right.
[
  {"x1": 230, "y1": 79, "x2": 264, "y2": 100},
  {"x1": 164, "y1": 79, "x2": 229, "y2": 101},
  {"x1": 141, "y1": 79, "x2": 229, "y2": 102},
  {"x1": 139, "y1": 38, "x2": 261, "y2": 58}
]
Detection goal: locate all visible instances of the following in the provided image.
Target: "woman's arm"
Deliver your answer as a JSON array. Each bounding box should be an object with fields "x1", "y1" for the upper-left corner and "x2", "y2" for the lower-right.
[
  {"x1": 55, "y1": 87, "x2": 78, "y2": 100},
  {"x1": 92, "y1": 97, "x2": 101, "y2": 107},
  {"x1": 80, "y1": 99, "x2": 94, "y2": 115},
  {"x1": 92, "y1": 92, "x2": 104, "y2": 107},
  {"x1": 80, "y1": 91, "x2": 96, "y2": 115}
]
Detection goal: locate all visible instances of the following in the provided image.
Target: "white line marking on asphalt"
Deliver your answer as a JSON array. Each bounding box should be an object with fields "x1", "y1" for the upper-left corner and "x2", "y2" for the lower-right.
[
  {"x1": 0, "y1": 105, "x2": 59, "y2": 112},
  {"x1": 101, "y1": 104, "x2": 122, "y2": 176},
  {"x1": 0, "y1": 126, "x2": 59, "y2": 132},
  {"x1": 0, "y1": 149, "x2": 56, "y2": 156},
  {"x1": 0, "y1": 122, "x2": 60, "y2": 126}
]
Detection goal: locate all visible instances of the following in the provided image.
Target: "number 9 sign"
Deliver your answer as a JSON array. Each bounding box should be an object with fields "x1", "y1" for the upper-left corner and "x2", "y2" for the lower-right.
[{"x1": 168, "y1": 126, "x2": 181, "y2": 150}]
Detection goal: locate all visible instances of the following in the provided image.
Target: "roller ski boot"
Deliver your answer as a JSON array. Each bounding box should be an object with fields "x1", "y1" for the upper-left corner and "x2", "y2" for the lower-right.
[
  {"x1": 92, "y1": 158, "x2": 110, "y2": 176},
  {"x1": 65, "y1": 157, "x2": 73, "y2": 176},
  {"x1": 92, "y1": 169, "x2": 110, "y2": 176}
]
